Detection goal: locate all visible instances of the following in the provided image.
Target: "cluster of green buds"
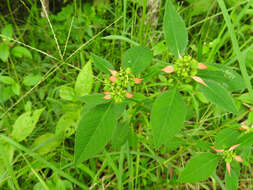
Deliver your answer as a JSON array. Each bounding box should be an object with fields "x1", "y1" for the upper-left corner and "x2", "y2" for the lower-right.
[
  {"x1": 211, "y1": 144, "x2": 243, "y2": 176},
  {"x1": 161, "y1": 55, "x2": 208, "y2": 86},
  {"x1": 103, "y1": 68, "x2": 143, "y2": 103}
]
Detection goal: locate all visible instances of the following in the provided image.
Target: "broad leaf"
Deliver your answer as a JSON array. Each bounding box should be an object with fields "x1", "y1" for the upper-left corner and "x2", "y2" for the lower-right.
[
  {"x1": 59, "y1": 86, "x2": 75, "y2": 101},
  {"x1": 179, "y1": 153, "x2": 220, "y2": 183},
  {"x1": 11, "y1": 108, "x2": 44, "y2": 142},
  {"x1": 74, "y1": 103, "x2": 117, "y2": 164},
  {"x1": 225, "y1": 162, "x2": 240, "y2": 190},
  {"x1": 199, "y1": 79, "x2": 238, "y2": 114},
  {"x1": 91, "y1": 53, "x2": 114, "y2": 74},
  {"x1": 11, "y1": 83, "x2": 20, "y2": 96},
  {"x1": 11, "y1": 46, "x2": 32, "y2": 59},
  {"x1": 55, "y1": 111, "x2": 80, "y2": 137},
  {"x1": 214, "y1": 128, "x2": 240, "y2": 149},
  {"x1": 75, "y1": 61, "x2": 94, "y2": 96},
  {"x1": 111, "y1": 121, "x2": 129, "y2": 149},
  {"x1": 238, "y1": 133, "x2": 253, "y2": 147},
  {"x1": 0, "y1": 43, "x2": 9, "y2": 62},
  {"x1": 163, "y1": 0, "x2": 188, "y2": 57},
  {"x1": 151, "y1": 89, "x2": 186, "y2": 148},
  {"x1": 198, "y1": 63, "x2": 246, "y2": 92},
  {"x1": 23, "y1": 74, "x2": 42, "y2": 86},
  {"x1": 0, "y1": 75, "x2": 15, "y2": 85},
  {"x1": 122, "y1": 46, "x2": 152, "y2": 74},
  {"x1": 32, "y1": 133, "x2": 60, "y2": 155},
  {"x1": 1, "y1": 24, "x2": 13, "y2": 42}
]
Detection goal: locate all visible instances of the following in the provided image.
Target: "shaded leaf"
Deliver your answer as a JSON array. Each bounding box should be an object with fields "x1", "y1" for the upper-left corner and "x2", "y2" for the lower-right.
[
  {"x1": 23, "y1": 74, "x2": 42, "y2": 86},
  {"x1": 163, "y1": 1, "x2": 188, "y2": 57},
  {"x1": 151, "y1": 89, "x2": 186, "y2": 148},
  {"x1": 122, "y1": 46, "x2": 152, "y2": 74},
  {"x1": 179, "y1": 153, "x2": 220, "y2": 183},
  {"x1": 11, "y1": 46, "x2": 32, "y2": 59},
  {"x1": 0, "y1": 75, "x2": 15, "y2": 85}
]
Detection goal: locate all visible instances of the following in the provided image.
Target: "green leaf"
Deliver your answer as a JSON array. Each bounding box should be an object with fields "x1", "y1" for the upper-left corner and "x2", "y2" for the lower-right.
[
  {"x1": 75, "y1": 61, "x2": 94, "y2": 96},
  {"x1": 74, "y1": 103, "x2": 117, "y2": 164},
  {"x1": 11, "y1": 46, "x2": 32, "y2": 59},
  {"x1": 91, "y1": 53, "x2": 114, "y2": 74},
  {"x1": 238, "y1": 133, "x2": 253, "y2": 147},
  {"x1": 187, "y1": 0, "x2": 214, "y2": 16},
  {"x1": 122, "y1": 46, "x2": 152, "y2": 74},
  {"x1": 199, "y1": 79, "x2": 238, "y2": 114},
  {"x1": 0, "y1": 43, "x2": 9, "y2": 62},
  {"x1": 11, "y1": 82, "x2": 20, "y2": 96},
  {"x1": 111, "y1": 121, "x2": 129, "y2": 149},
  {"x1": 1, "y1": 24, "x2": 13, "y2": 42},
  {"x1": 23, "y1": 74, "x2": 42, "y2": 86},
  {"x1": 102, "y1": 35, "x2": 139, "y2": 46},
  {"x1": 225, "y1": 162, "x2": 240, "y2": 190},
  {"x1": 59, "y1": 86, "x2": 75, "y2": 101},
  {"x1": 151, "y1": 89, "x2": 186, "y2": 148},
  {"x1": 0, "y1": 75, "x2": 15, "y2": 85},
  {"x1": 179, "y1": 153, "x2": 220, "y2": 183},
  {"x1": 214, "y1": 128, "x2": 240, "y2": 149},
  {"x1": 11, "y1": 108, "x2": 44, "y2": 142},
  {"x1": 198, "y1": 63, "x2": 246, "y2": 92},
  {"x1": 55, "y1": 111, "x2": 80, "y2": 137},
  {"x1": 163, "y1": 0, "x2": 188, "y2": 57},
  {"x1": 32, "y1": 133, "x2": 60, "y2": 155}
]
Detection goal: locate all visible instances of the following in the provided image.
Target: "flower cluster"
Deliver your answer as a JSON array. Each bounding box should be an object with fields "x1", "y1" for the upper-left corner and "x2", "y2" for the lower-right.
[
  {"x1": 161, "y1": 56, "x2": 208, "y2": 86},
  {"x1": 238, "y1": 124, "x2": 253, "y2": 133},
  {"x1": 103, "y1": 68, "x2": 143, "y2": 103},
  {"x1": 211, "y1": 144, "x2": 243, "y2": 176}
]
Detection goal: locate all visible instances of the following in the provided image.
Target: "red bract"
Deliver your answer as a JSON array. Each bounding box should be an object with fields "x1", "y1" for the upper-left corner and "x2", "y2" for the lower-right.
[
  {"x1": 126, "y1": 92, "x2": 134, "y2": 98},
  {"x1": 210, "y1": 144, "x2": 243, "y2": 176},
  {"x1": 134, "y1": 78, "x2": 144, "y2": 84}
]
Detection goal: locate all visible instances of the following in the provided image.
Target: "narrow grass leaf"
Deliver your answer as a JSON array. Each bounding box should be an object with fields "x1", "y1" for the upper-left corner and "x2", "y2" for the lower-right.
[
  {"x1": 179, "y1": 153, "x2": 220, "y2": 183},
  {"x1": 151, "y1": 88, "x2": 186, "y2": 148},
  {"x1": 122, "y1": 46, "x2": 152, "y2": 74},
  {"x1": 75, "y1": 60, "x2": 94, "y2": 96},
  {"x1": 163, "y1": 0, "x2": 188, "y2": 57},
  {"x1": 102, "y1": 35, "x2": 139, "y2": 46},
  {"x1": 199, "y1": 79, "x2": 238, "y2": 114},
  {"x1": 74, "y1": 103, "x2": 117, "y2": 164}
]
